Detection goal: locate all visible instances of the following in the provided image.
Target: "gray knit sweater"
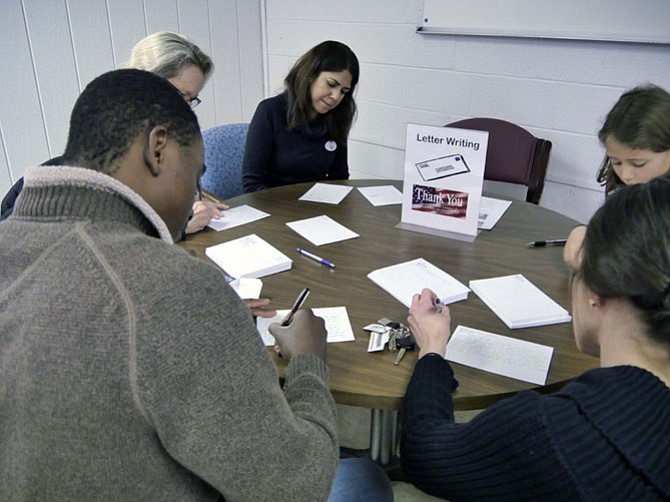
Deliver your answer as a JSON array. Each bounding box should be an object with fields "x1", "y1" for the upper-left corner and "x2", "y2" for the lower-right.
[{"x1": 0, "y1": 166, "x2": 339, "y2": 501}]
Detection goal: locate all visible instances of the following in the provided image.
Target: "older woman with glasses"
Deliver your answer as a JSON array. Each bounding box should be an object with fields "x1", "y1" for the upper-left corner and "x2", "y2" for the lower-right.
[
  {"x1": 124, "y1": 31, "x2": 229, "y2": 235},
  {"x1": 2, "y1": 32, "x2": 225, "y2": 236}
]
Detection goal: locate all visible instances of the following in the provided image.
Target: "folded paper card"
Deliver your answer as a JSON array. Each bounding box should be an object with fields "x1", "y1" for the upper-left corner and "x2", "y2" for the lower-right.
[
  {"x1": 368, "y1": 258, "x2": 470, "y2": 307},
  {"x1": 205, "y1": 234, "x2": 292, "y2": 279},
  {"x1": 469, "y1": 274, "x2": 571, "y2": 329},
  {"x1": 357, "y1": 186, "x2": 403, "y2": 206},
  {"x1": 286, "y1": 215, "x2": 359, "y2": 246},
  {"x1": 207, "y1": 204, "x2": 270, "y2": 231},
  {"x1": 478, "y1": 196, "x2": 512, "y2": 230},
  {"x1": 299, "y1": 183, "x2": 353, "y2": 204}
]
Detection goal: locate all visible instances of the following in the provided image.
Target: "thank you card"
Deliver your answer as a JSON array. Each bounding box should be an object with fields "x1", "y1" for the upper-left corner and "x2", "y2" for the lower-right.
[{"x1": 398, "y1": 123, "x2": 488, "y2": 241}]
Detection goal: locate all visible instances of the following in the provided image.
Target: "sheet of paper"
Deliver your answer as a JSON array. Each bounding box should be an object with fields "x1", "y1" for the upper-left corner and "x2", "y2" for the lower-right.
[
  {"x1": 447, "y1": 325, "x2": 554, "y2": 385},
  {"x1": 207, "y1": 205, "x2": 271, "y2": 231},
  {"x1": 469, "y1": 274, "x2": 572, "y2": 329},
  {"x1": 357, "y1": 185, "x2": 403, "y2": 206},
  {"x1": 229, "y1": 277, "x2": 262, "y2": 300},
  {"x1": 286, "y1": 215, "x2": 359, "y2": 246},
  {"x1": 478, "y1": 196, "x2": 513, "y2": 230},
  {"x1": 368, "y1": 258, "x2": 470, "y2": 307},
  {"x1": 256, "y1": 306, "x2": 355, "y2": 346},
  {"x1": 299, "y1": 183, "x2": 353, "y2": 204}
]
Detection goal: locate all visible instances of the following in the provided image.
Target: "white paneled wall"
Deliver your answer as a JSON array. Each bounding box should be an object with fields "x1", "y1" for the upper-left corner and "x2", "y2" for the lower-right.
[
  {"x1": 0, "y1": 0, "x2": 263, "y2": 197},
  {"x1": 264, "y1": 0, "x2": 670, "y2": 223},
  {"x1": 2, "y1": 0, "x2": 669, "y2": 224}
]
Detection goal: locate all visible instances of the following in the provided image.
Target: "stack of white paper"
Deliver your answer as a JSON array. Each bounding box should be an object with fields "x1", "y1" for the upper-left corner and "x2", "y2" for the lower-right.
[
  {"x1": 205, "y1": 234, "x2": 292, "y2": 279},
  {"x1": 469, "y1": 274, "x2": 571, "y2": 329},
  {"x1": 368, "y1": 258, "x2": 470, "y2": 307}
]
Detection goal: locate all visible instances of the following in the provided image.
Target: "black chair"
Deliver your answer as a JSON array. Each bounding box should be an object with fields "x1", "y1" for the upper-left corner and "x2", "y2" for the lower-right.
[{"x1": 446, "y1": 117, "x2": 552, "y2": 204}]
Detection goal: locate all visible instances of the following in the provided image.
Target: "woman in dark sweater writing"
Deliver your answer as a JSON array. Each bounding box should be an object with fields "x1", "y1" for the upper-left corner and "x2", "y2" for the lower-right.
[
  {"x1": 401, "y1": 176, "x2": 670, "y2": 501},
  {"x1": 242, "y1": 40, "x2": 359, "y2": 192}
]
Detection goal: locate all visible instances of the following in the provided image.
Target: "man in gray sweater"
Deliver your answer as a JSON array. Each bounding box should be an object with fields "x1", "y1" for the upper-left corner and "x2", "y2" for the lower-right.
[{"x1": 0, "y1": 69, "x2": 362, "y2": 501}]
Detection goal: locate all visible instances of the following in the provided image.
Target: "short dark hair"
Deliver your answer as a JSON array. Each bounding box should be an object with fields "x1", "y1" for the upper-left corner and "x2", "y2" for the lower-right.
[
  {"x1": 596, "y1": 84, "x2": 670, "y2": 193},
  {"x1": 579, "y1": 175, "x2": 670, "y2": 345},
  {"x1": 63, "y1": 69, "x2": 200, "y2": 174},
  {"x1": 284, "y1": 40, "x2": 359, "y2": 143}
]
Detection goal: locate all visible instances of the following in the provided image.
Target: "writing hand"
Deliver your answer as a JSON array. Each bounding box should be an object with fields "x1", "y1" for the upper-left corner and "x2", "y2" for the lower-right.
[
  {"x1": 407, "y1": 288, "x2": 452, "y2": 359},
  {"x1": 269, "y1": 309, "x2": 327, "y2": 362}
]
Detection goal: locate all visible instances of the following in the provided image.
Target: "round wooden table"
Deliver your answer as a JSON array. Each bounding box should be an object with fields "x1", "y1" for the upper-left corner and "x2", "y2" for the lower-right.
[{"x1": 180, "y1": 180, "x2": 598, "y2": 462}]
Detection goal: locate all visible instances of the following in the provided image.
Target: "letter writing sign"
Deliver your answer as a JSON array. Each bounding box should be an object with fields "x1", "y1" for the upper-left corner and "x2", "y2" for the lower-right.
[{"x1": 398, "y1": 123, "x2": 489, "y2": 242}]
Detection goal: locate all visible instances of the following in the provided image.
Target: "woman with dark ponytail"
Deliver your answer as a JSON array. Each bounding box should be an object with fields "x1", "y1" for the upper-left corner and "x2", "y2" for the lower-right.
[{"x1": 400, "y1": 176, "x2": 670, "y2": 501}]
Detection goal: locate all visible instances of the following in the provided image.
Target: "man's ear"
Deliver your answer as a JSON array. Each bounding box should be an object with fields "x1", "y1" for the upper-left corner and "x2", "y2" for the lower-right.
[{"x1": 143, "y1": 125, "x2": 169, "y2": 177}]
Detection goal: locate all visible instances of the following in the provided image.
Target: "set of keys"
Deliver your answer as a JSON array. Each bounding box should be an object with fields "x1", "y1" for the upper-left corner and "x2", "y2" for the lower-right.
[{"x1": 378, "y1": 318, "x2": 416, "y2": 365}]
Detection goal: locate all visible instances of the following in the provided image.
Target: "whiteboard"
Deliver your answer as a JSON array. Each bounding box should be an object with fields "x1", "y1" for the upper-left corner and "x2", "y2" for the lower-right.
[{"x1": 418, "y1": 0, "x2": 670, "y2": 44}]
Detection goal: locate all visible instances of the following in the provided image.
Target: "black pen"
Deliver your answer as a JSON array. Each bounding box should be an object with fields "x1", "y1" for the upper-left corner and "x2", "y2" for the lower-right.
[
  {"x1": 281, "y1": 287, "x2": 311, "y2": 326},
  {"x1": 526, "y1": 239, "x2": 567, "y2": 248}
]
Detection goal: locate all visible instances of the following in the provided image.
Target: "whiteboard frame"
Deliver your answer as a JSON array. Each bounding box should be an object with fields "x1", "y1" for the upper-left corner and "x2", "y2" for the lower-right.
[{"x1": 417, "y1": 0, "x2": 670, "y2": 45}]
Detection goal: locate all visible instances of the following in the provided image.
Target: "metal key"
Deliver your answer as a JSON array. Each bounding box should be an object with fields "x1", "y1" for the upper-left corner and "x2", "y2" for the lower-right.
[
  {"x1": 393, "y1": 347, "x2": 407, "y2": 365},
  {"x1": 394, "y1": 332, "x2": 416, "y2": 365}
]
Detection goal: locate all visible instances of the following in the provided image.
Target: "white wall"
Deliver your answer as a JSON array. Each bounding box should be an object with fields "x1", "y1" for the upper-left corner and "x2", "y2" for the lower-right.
[
  {"x1": 263, "y1": 0, "x2": 670, "y2": 223},
  {"x1": 2, "y1": 0, "x2": 669, "y2": 224},
  {"x1": 0, "y1": 0, "x2": 263, "y2": 198}
]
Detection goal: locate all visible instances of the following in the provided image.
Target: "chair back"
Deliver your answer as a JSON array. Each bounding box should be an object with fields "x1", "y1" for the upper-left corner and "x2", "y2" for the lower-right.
[
  {"x1": 447, "y1": 117, "x2": 551, "y2": 204},
  {"x1": 201, "y1": 123, "x2": 249, "y2": 201}
]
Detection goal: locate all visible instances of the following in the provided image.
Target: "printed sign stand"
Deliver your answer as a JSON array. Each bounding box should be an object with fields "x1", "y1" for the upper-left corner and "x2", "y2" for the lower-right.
[{"x1": 397, "y1": 123, "x2": 489, "y2": 242}]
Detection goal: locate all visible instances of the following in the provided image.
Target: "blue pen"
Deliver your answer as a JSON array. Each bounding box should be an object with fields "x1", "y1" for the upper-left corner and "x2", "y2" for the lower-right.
[
  {"x1": 434, "y1": 298, "x2": 443, "y2": 313},
  {"x1": 297, "y1": 248, "x2": 336, "y2": 268}
]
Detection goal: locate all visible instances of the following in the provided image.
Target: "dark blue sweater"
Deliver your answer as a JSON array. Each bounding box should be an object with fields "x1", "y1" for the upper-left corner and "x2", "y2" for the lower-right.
[
  {"x1": 1, "y1": 156, "x2": 62, "y2": 221},
  {"x1": 242, "y1": 93, "x2": 349, "y2": 193},
  {"x1": 401, "y1": 354, "x2": 670, "y2": 501}
]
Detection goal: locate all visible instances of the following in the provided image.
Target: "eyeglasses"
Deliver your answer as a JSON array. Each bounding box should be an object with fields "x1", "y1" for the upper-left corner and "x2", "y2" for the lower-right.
[{"x1": 178, "y1": 90, "x2": 202, "y2": 109}]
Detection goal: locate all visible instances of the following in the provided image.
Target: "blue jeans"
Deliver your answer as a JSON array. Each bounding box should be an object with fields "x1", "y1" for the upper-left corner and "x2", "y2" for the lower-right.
[{"x1": 328, "y1": 458, "x2": 394, "y2": 501}]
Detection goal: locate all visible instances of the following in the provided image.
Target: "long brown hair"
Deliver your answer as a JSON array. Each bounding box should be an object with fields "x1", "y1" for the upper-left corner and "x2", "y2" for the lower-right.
[{"x1": 284, "y1": 41, "x2": 359, "y2": 144}]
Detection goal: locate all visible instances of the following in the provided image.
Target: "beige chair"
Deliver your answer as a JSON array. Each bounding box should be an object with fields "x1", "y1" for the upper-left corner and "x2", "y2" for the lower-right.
[{"x1": 447, "y1": 117, "x2": 552, "y2": 204}]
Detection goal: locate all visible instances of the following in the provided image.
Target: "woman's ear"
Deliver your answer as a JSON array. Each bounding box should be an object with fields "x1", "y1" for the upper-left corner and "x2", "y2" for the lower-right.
[{"x1": 143, "y1": 125, "x2": 169, "y2": 177}]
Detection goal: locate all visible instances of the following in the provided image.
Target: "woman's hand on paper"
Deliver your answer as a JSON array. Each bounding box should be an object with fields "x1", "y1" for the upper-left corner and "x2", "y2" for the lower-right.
[
  {"x1": 269, "y1": 309, "x2": 327, "y2": 362},
  {"x1": 407, "y1": 288, "x2": 452, "y2": 359},
  {"x1": 185, "y1": 200, "x2": 229, "y2": 234}
]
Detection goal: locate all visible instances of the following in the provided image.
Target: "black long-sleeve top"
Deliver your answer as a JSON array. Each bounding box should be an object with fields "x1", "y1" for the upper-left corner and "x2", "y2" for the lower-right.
[
  {"x1": 401, "y1": 354, "x2": 670, "y2": 501},
  {"x1": 242, "y1": 92, "x2": 349, "y2": 193}
]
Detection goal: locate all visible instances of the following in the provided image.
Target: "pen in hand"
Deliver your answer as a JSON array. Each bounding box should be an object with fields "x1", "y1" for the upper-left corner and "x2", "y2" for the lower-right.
[
  {"x1": 526, "y1": 239, "x2": 567, "y2": 248},
  {"x1": 281, "y1": 287, "x2": 311, "y2": 326}
]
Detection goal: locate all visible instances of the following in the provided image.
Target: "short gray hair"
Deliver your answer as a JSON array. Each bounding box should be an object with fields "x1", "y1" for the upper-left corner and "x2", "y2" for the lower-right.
[{"x1": 124, "y1": 31, "x2": 213, "y2": 81}]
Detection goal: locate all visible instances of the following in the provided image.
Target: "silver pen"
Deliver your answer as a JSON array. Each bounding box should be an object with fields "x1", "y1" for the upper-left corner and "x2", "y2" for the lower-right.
[
  {"x1": 281, "y1": 287, "x2": 311, "y2": 326},
  {"x1": 526, "y1": 239, "x2": 567, "y2": 248}
]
